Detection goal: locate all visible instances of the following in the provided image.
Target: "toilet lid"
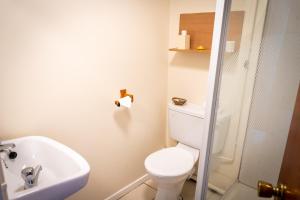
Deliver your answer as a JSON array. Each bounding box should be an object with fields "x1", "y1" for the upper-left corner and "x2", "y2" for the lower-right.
[{"x1": 144, "y1": 147, "x2": 194, "y2": 177}]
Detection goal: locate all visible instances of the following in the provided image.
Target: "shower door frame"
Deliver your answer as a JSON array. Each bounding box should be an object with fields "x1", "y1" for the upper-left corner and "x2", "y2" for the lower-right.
[{"x1": 195, "y1": 0, "x2": 233, "y2": 199}]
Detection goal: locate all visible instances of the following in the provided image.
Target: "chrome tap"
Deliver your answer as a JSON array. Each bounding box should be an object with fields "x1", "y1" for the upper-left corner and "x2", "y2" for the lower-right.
[
  {"x1": 0, "y1": 143, "x2": 15, "y2": 150},
  {"x1": 0, "y1": 143, "x2": 17, "y2": 159},
  {"x1": 21, "y1": 165, "x2": 43, "y2": 189}
]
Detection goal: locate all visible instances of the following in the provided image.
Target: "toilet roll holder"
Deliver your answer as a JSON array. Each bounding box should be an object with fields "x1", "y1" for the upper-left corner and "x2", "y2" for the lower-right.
[{"x1": 115, "y1": 89, "x2": 134, "y2": 107}]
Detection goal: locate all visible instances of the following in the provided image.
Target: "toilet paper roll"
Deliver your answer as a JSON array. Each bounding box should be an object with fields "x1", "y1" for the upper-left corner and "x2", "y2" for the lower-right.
[{"x1": 118, "y1": 96, "x2": 132, "y2": 108}]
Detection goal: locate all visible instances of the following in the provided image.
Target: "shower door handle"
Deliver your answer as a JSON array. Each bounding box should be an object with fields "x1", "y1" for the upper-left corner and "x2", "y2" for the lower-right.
[{"x1": 257, "y1": 181, "x2": 287, "y2": 199}]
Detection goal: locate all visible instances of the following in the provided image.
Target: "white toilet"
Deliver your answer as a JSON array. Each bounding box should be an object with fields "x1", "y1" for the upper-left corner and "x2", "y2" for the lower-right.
[{"x1": 145, "y1": 103, "x2": 204, "y2": 200}]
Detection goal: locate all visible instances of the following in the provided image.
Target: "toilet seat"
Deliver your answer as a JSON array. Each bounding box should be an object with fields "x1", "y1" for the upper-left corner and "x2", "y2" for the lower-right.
[{"x1": 145, "y1": 147, "x2": 194, "y2": 177}]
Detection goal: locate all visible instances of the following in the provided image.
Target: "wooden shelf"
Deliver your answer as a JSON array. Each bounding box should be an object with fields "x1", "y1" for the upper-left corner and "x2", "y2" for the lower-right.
[
  {"x1": 169, "y1": 11, "x2": 245, "y2": 55},
  {"x1": 169, "y1": 48, "x2": 211, "y2": 54}
]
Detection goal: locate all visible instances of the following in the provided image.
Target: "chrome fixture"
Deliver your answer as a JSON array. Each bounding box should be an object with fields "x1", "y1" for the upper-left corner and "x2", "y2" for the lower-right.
[
  {"x1": 0, "y1": 143, "x2": 18, "y2": 159},
  {"x1": 0, "y1": 143, "x2": 15, "y2": 150},
  {"x1": 21, "y1": 165, "x2": 43, "y2": 189}
]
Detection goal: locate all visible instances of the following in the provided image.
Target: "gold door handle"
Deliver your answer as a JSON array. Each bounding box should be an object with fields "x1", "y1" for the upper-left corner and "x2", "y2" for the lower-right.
[{"x1": 257, "y1": 181, "x2": 287, "y2": 199}]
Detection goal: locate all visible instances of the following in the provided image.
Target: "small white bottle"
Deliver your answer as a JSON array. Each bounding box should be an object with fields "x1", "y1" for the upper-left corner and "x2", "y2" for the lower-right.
[
  {"x1": 177, "y1": 30, "x2": 190, "y2": 50},
  {"x1": 225, "y1": 41, "x2": 236, "y2": 53}
]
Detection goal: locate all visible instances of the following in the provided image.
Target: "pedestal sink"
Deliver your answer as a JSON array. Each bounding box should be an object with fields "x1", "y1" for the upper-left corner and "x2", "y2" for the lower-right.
[{"x1": 1, "y1": 136, "x2": 90, "y2": 200}]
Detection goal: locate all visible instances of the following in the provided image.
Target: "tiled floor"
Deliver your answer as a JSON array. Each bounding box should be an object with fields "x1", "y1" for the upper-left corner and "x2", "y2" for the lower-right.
[
  {"x1": 206, "y1": 189, "x2": 222, "y2": 200},
  {"x1": 119, "y1": 178, "x2": 221, "y2": 200},
  {"x1": 208, "y1": 171, "x2": 235, "y2": 194},
  {"x1": 119, "y1": 183, "x2": 156, "y2": 200},
  {"x1": 222, "y1": 182, "x2": 264, "y2": 200}
]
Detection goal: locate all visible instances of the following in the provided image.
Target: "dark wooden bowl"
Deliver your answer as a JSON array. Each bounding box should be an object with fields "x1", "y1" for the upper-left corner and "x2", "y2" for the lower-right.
[{"x1": 172, "y1": 97, "x2": 187, "y2": 106}]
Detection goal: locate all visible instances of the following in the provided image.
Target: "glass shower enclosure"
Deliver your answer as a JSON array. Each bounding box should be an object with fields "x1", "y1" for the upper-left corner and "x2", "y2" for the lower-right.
[{"x1": 201, "y1": 0, "x2": 300, "y2": 199}]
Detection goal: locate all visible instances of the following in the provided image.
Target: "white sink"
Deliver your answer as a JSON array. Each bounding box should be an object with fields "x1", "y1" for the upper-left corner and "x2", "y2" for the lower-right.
[{"x1": 1, "y1": 136, "x2": 90, "y2": 200}]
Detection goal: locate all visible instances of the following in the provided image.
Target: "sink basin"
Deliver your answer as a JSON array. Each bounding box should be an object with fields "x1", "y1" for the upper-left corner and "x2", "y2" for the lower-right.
[{"x1": 1, "y1": 136, "x2": 90, "y2": 200}]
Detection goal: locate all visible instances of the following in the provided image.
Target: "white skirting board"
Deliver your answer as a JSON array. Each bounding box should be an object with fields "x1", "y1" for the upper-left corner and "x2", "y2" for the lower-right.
[{"x1": 104, "y1": 174, "x2": 149, "y2": 200}]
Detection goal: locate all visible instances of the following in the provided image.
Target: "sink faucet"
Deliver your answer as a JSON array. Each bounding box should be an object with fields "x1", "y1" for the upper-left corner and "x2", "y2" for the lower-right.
[
  {"x1": 0, "y1": 143, "x2": 18, "y2": 159},
  {"x1": 21, "y1": 165, "x2": 43, "y2": 189},
  {"x1": 0, "y1": 143, "x2": 15, "y2": 152}
]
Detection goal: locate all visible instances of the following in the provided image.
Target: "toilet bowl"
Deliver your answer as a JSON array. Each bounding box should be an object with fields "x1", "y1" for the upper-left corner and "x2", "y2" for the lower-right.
[
  {"x1": 145, "y1": 144, "x2": 199, "y2": 200},
  {"x1": 145, "y1": 103, "x2": 204, "y2": 200}
]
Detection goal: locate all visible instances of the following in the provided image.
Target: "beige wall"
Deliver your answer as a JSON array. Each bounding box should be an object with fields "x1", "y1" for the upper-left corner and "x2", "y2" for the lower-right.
[
  {"x1": 0, "y1": 1, "x2": 169, "y2": 199},
  {"x1": 168, "y1": 0, "x2": 216, "y2": 107}
]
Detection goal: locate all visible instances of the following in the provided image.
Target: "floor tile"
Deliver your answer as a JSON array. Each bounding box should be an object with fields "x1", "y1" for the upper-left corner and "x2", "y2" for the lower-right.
[
  {"x1": 223, "y1": 182, "x2": 265, "y2": 200},
  {"x1": 120, "y1": 178, "x2": 198, "y2": 200},
  {"x1": 182, "y1": 180, "x2": 196, "y2": 200},
  {"x1": 208, "y1": 192, "x2": 222, "y2": 200},
  {"x1": 119, "y1": 184, "x2": 156, "y2": 200},
  {"x1": 144, "y1": 179, "x2": 157, "y2": 190},
  {"x1": 208, "y1": 171, "x2": 235, "y2": 194}
]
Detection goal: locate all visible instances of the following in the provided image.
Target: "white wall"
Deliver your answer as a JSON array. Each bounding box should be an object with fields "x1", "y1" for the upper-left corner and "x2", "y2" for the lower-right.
[
  {"x1": 239, "y1": 0, "x2": 300, "y2": 187},
  {"x1": 0, "y1": 1, "x2": 169, "y2": 199}
]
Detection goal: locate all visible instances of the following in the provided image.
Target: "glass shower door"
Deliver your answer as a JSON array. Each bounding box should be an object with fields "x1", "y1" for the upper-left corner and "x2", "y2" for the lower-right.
[{"x1": 205, "y1": 0, "x2": 300, "y2": 199}]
